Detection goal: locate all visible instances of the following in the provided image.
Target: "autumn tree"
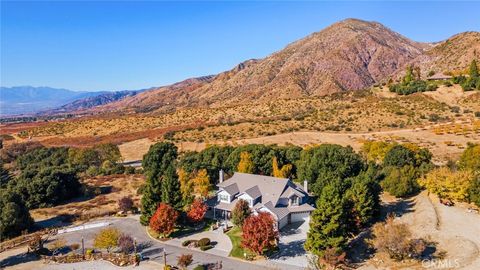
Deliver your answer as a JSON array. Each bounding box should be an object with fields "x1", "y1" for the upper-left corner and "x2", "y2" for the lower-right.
[
  {"x1": 237, "y1": 151, "x2": 254, "y2": 174},
  {"x1": 177, "y1": 254, "x2": 193, "y2": 270},
  {"x1": 118, "y1": 234, "x2": 134, "y2": 254},
  {"x1": 459, "y1": 143, "x2": 480, "y2": 172},
  {"x1": 231, "y1": 199, "x2": 251, "y2": 226},
  {"x1": 361, "y1": 141, "x2": 395, "y2": 163},
  {"x1": 94, "y1": 228, "x2": 120, "y2": 253},
  {"x1": 149, "y1": 203, "x2": 179, "y2": 238},
  {"x1": 272, "y1": 157, "x2": 293, "y2": 178},
  {"x1": 140, "y1": 142, "x2": 178, "y2": 225},
  {"x1": 193, "y1": 169, "x2": 210, "y2": 198},
  {"x1": 178, "y1": 168, "x2": 194, "y2": 207},
  {"x1": 419, "y1": 167, "x2": 474, "y2": 201},
  {"x1": 187, "y1": 198, "x2": 207, "y2": 224},
  {"x1": 241, "y1": 212, "x2": 278, "y2": 255}
]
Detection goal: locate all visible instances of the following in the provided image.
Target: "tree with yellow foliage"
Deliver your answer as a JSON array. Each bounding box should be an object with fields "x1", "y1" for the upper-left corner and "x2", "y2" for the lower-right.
[
  {"x1": 361, "y1": 141, "x2": 395, "y2": 163},
  {"x1": 237, "y1": 152, "x2": 254, "y2": 174},
  {"x1": 193, "y1": 169, "x2": 210, "y2": 198},
  {"x1": 419, "y1": 167, "x2": 474, "y2": 202},
  {"x1": 178, "y1": 168, "x2": 194, "y2": 207},
  {"x1": 94, "y1": 228, "x2": 120, "y2": 253},
  {"x1": 272, "y1": 157, "x2": 293, "y2": 178}
]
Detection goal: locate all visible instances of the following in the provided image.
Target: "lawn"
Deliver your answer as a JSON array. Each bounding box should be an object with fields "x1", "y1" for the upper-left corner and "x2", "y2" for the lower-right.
[{"x1": 226, "y1": 226, "x2": 254, "y2": 259}]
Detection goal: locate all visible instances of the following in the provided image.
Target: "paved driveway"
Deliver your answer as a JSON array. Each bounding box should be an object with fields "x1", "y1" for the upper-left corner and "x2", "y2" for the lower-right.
[
  {"x1": 166, "y1": 230, "x2": 233, "y2": 257},
  {"x1": 269, "y1": 219, "x2": 310, "y2": 268}
]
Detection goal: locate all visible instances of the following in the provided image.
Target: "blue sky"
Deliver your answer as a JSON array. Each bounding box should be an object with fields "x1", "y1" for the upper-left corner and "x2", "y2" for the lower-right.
[{"x1": 1, "y1": 1, "x2": 479, "y2": 92}]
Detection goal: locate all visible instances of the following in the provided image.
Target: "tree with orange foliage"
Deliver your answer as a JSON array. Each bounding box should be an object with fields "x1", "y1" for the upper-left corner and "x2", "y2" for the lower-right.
[
  {"x1": 187, "y1": 198, "x2": 207, "y2": 224},
  {"x1": 241, "y1": 212, "x2": 278, "y2": 255},
  {"x1": 149, "y1": 203, "x2": 179, "y2": 238}
]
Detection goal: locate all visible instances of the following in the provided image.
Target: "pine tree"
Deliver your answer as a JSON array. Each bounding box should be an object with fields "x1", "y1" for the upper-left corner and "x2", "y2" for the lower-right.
[
  {"x1": 346, "y1": 170, "x2": 380, "y2": 230},
  {"x1": 305, "y1": 183, "x2": 349, "y2": 256},
  {"x1": 161, "y1": 166, "x2": 183, "y2": 210},
  {"x1": 237, "y1": 151, "x2": 254, "y2": 173},
  {"x1": 140, "y1": 142, "x2": 178, "y2": 225}
]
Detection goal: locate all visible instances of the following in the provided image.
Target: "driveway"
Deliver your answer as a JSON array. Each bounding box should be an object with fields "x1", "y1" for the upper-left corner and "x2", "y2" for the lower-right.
[
  {"x1": 269, "y1": 219, "x2": 310, "y2": 268},
  {"x1": 166, "y1": 229, "x2": 233, "y2": 257}
]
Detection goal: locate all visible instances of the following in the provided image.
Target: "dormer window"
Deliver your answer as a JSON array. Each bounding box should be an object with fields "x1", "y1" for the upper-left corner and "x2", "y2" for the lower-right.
[
  {"x1": 290, "y1": 195, "x2": 300, "y2": 206},
  {"x1": 218, "y1": 192, "x2": 229, "y2": 202}
]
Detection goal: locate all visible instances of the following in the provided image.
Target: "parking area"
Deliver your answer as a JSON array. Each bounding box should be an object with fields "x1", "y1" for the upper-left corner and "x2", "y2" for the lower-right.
[
  {"x1": 270, "y1": 219, "x2": 310, "y2": 268},
  {"x1": 165, "y1": 230, "x2": 233, "y2": 257}
]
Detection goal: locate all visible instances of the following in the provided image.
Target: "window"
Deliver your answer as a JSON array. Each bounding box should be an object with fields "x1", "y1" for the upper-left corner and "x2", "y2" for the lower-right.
[
  {"x1": 218, "y1": 194, "x2": 229, "y2": 202},
  {"x1": 290, "y1": 196, "x2": 299, "y2": 206}
]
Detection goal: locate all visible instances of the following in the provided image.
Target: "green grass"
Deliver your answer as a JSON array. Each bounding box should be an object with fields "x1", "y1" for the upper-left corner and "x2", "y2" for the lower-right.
[{"x1": 226, "y1": 226, "x2": 254, "y2": 259}]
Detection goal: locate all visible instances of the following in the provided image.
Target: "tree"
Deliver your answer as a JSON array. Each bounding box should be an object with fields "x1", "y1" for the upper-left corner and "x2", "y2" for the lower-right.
[
  {"x1": 241, "y1": 212, "x2": 278, "y2": 255},
  {"x1": 94, "y1": 228, "x2": 120, "y2": 253},
  {"x1": 403, "y1": 65, "x2": 414, "y2": 84},
  {"x1": 193, "y1": 169, "x2": 211, "y2": 198},
  {"x1": 149, "y1": 203, "x2": 179, "y2": 238},
  {"x1": 187, "y1": 198, "x2": 207, "y2": 224},
  {"x1": 297, "y1": 144, "x2": 364, "y2": 196},
  {"x1": 361, "y1": 141, "x2": 395, "y2": 163},
  {"x1": 237, "y1": 152, "x2": 254, "y2": 173},
  {"x1": 459, "y1": 143, "x2": 480, "y2": 173},
  {"x1": 0, "y1": 162, "x2": 12, "y2": 189},
  {"x1": 305, "y1": 183, "x2": 349, "y2": 256},
  {"x1": 383, "y1": 145, "x2": 417, "y2": 168},
  {"x1": 419, "y1": 167, "x2": 474, "y2": 202},
  {"x1": 231, "y1": 199, "x2": 251, "y2": 226},
  {"x1": 177, "y1": 254, "x2": 193, "y2": 270},
  {"x1": 381, "y1": 165, "x2": 420, "y2": 197},
  {"x1": 140, "y1": 142, "x2": 178, "y2": 225},
  {"x1": 161, "y1": 166, "x2": 182, "y2": 210},
  {"x1": 118, "y1": 234, "x2": 134, "y2": 254},
  {"x1": 178, "y1": 168, "x2": 194, "y2": 207},
  {"x1": 118, "y1": 196, "x2": 134, "y2": 212},
  {"x1": 469, "y1": 59, "x2": 479, "y2": 78},
  {"x1": 468, "y1": 175, "x2": 480, "y2": 207},
  {"x1": 272, "y1": 157, "x2": 292, "y2": 178},
  {"x1": 0, "y1": 190, "x2": 34, "y2": 240},
  {"x1": 94, "y1": 143, "x2": 122, "y2": 163}
]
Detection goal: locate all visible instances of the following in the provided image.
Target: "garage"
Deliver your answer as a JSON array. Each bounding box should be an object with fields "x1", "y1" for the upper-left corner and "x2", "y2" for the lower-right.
[
  {"x1": 278, "y1": 216, "x2": 289, "y2": 229},
  {"x1": 290, "y1": 211, "x2": 311, "y2": 223}
]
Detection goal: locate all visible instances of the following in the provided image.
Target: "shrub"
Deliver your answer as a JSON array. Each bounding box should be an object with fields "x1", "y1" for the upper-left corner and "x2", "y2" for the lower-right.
[
  {"x1": 197, "y1": 238, "x2": 210, "y2": 247},
  {"x1": 70, "y1": 243, "x2": 80, "y2": 250},
  {"x1": 182, "y1": 240, "x2": 192, "y2": 247},
  {"x1": 93, "y1": 228, "x2": 120, "y2": 252},
  {"x1": 371, "y1": 216, "x2": 427, "y2": 260},
  {"x1": 118, "y1": 196, "x2": 134, "y2": 212},
  {"x1": 199, "y1": 245, "x2": 212, "y2": 251},
  {"x1": 177, "y1": 254, "x2": 193, "y2": 269},
  {"x1": 381, "y1": 166, "x2": 420, "y2": 197},
  {"x1": 475, "y1": 111, "x2": 480, "y2": 118},
  {"x1": 193, "y1": 265, "x2": 206, "y2": 270},
  {"x1": 118, "y1": 234, "x2": 134, "y2": 254},
  {"x1": 124, "y1": 166, "x2": 136, "y2": 174}
]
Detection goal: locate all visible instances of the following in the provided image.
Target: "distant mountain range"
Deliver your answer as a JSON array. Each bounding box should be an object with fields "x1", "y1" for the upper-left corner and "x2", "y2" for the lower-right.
[
  {"x1": 0, "y1": 86, "x2": 143, "y2": 116},
  {"x1": 2, "y1": 19, "x2": 479, "y2": 117}
]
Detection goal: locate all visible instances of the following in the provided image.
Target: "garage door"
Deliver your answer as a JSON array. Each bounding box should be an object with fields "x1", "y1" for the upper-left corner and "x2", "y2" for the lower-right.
[{"x1": 291, "y1": 212, "x2": 310, "y2": 223}]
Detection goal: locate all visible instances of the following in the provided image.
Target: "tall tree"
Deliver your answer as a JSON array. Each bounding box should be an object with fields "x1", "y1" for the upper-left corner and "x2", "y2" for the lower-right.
[
  {"x1": 186, "y1": 198, "x2": 207, "y2": 224},
  {"x1": 237, "y1": 151, "x2": 254, "y2": 173},
  {"x1": 305, "y1": 183, "x2": 349, "y2": 256},
  {"x1": 161, "y1": 166, "x2": 182, "y2": 210},
  {"x1": 272, "y1": 157, "x2": 292, "y2": 178},
  {"x1": 193, "y1": 169, "x2": 211, "y2": 198},
  {"x1": 231, "y1": 199, "x2": 251, "y2": 226},
  {"x1": 140, "y1": 142, "x2": 178, "y2": 225},
  {"x1": 469, "y1": 59, "x2": 479, "y2": 78},
  {"x1": 178, "y1": 168, "x2": 194, "y2": 207}
]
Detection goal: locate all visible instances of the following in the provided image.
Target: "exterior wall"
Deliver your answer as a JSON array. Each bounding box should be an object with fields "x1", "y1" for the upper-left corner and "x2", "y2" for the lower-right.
[
  {"x1": 290, "y1": 211, "x2": 311, "y2": 223},
  {"x1": 278, "y1": 215, "x2": 289, "y2": 229},
  {"x1": 217, "y1": 190, "x2": 231, "y2": 203}
]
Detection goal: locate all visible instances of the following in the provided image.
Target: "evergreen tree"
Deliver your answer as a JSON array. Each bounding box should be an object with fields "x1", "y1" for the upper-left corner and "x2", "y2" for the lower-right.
[
  {"x1": 140, "y1": 142, "x2": 178, "y2": 225},
  {"x1": 0, "y1": 189, "x2": 34, "y2": 240},
  {"x1": 0, "y1": 162, "x2": 12, "y2": 189},
  {"x1": 161, "y1": 166, "x2": 182, "y2": 210},
  {"x1": 305, "y1": 183, "x2": 349, "y2": 256},
  {"x1": 469, "y1": 59, "x2": 479, "y2": 78}
]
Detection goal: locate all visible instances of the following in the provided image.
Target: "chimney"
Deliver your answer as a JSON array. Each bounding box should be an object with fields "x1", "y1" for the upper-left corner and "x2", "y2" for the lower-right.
[
  {"x1": 303, "y1": 180, "x2": 308, "y2": 194},
  {"x1": 219, "y1": 169, "x2": 224, "y2": 183}
]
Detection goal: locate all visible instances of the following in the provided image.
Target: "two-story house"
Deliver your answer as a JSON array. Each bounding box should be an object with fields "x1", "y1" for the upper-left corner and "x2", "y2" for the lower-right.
[{"x1": 213, "y1": 171, "x2": 315, "y2": 229}]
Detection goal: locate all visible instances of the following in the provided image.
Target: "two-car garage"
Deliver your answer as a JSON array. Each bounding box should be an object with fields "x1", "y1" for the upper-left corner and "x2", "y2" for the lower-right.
[{"x1": 290, "y1": 211, "x2": 311, "y2": 223}]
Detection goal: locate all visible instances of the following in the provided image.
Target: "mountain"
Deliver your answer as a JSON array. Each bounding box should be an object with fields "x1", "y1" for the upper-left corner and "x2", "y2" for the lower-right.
[
  {"x1": 87, "y1": 19, "x2": 434, "y2": 114},
  {"x1": 41, "y1": 89, "x2": 144, "y2": 115},
  {"x1": 0, "y1": 86, "x2": 105, "y2": 116}
]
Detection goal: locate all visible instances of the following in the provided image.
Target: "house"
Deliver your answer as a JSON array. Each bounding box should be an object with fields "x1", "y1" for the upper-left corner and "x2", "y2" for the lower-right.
[
  {"x1": 427, "y1": 73, "x2": 452, "y2": 81},
  {"x1": 212, "y1": 171, "x2": 315, "y2": 229}
]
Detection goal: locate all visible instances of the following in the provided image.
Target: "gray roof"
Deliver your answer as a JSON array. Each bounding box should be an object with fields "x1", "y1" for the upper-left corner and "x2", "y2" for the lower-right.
[
  {"x1": 217, "y1": 172, "x2": 314, "y2": 220},
  {"x1": 244, "y1": 185, "x2": 262, "y2": 200},
  {"x1": 222, "y1": 183, "x2": 239, "y2": 195}
]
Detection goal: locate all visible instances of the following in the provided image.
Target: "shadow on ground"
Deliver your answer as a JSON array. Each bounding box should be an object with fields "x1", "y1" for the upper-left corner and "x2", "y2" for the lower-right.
[{"x1": 0, "y1": 252, "x2": 39, "y2": 268}]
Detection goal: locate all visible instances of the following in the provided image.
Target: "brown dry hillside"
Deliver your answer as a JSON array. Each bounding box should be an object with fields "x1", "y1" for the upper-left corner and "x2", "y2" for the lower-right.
[{"x1": 86, "y1": 18, "x2": 428, "y2": 114}]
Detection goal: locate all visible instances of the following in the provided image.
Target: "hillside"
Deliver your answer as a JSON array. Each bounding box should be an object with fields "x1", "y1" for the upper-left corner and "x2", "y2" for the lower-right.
[{"x1": 87, "y1": 19, "x2": 429, "y2": 114}]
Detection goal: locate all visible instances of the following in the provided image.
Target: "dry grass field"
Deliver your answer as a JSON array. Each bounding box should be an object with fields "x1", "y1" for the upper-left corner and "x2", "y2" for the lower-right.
[{"x1": 30, "y1": 174, "x2": 144, "y2": 224}]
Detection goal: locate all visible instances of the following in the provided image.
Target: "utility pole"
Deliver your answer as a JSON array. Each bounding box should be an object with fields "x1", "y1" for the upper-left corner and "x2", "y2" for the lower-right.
[
  {"x1": 81, "y1": 237, "x2": 85, "y2": 259},
  {"x1": 163, "y1": 248, "x2": 167, "y2": 268}
]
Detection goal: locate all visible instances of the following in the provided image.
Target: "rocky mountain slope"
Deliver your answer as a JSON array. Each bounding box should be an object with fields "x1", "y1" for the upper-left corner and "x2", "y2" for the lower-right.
[{"x1": 49, "y1": 19, "x2": 480, "y2": 115}]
